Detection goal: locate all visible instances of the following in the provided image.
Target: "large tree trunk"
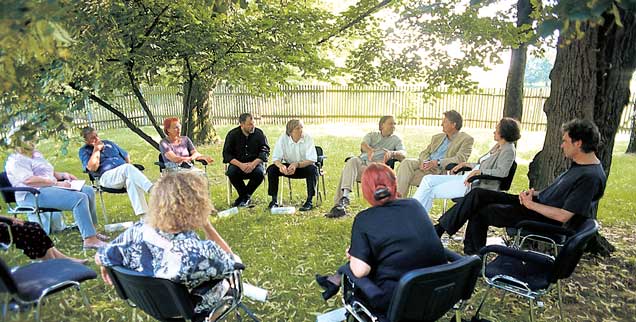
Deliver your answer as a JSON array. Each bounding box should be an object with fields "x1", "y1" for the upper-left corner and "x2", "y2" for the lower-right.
[
  {"x1": 182, "y1": 77, "x2": 218, "y2": 145},
  {"x1": 627, "y1": 101, "x2": 636, "y2": 153},
  {"x1": 502, "y1": 0, "x2": 532, "y2": 121},
  {"x1": 528, "y1": 9, "x2": 636, "y2": 256}
]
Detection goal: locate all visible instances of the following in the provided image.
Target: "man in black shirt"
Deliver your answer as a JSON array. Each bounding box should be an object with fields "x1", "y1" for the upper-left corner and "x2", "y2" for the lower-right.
[
  {"x1": 436, "y1": 119, "x2": 607, "y2": 255},
  {"x1": 222, "y1": 113, "x2": 270, "y2": 207}
]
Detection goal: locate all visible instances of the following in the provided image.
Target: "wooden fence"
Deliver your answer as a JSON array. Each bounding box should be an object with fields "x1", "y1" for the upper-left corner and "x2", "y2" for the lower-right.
[{"x1": 79, "y1": 85, "x2": 636, "y2": 133}]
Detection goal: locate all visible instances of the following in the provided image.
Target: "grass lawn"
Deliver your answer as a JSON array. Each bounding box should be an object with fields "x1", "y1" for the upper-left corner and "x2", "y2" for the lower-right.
[{"x1": 1, "y1": 123, "x2": 635, "y2": 322}]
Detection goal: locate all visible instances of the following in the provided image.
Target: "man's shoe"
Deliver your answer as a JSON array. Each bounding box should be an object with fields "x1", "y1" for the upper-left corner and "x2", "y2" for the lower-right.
[
  {"x1": 338, "y1": 196, "x2": 351, "y2": 208},
  {"x1": 325, "y1": 205, "x2": 347, "y2": 218},
  {"x1": 238, "y1": 198, "x2": 254, "y2": 208},
  {"x1": 299, "y1": 201, "x2": 313, "y2": 211},
  {"x1": 268, "y1": 200, "x2": 279, "y2": 209}
]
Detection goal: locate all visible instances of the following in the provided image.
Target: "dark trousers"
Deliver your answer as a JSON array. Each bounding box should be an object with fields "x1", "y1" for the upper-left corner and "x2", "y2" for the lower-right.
[
  {"x1": 0, "y1": 217, "x2": 53, "y2": 259},
  {"x1": 438, "y1": 188, "x2": 561, "y2": 254},
  {"x1": 267, "y1": 163, "x2": 318, "y2": 201},
  {"x1": 225, "y1": 163, "x2": 265, "y2": 200}
]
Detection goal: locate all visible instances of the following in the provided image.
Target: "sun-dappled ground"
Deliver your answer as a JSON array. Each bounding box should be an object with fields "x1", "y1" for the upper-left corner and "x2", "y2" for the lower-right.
[{"x1": 0, "y1": 123, "x2": 634, "y2": 321}]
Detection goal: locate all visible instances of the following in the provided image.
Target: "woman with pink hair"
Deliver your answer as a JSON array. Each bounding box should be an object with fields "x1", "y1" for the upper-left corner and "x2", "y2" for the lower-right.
[{"x1": 316, "y1": 163, "x2": 445, "y2": 316}]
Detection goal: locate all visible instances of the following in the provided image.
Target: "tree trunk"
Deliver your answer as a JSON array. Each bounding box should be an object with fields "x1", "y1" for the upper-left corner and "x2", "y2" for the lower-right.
[
  {"x1": 528, "y1": 9, "x2": 636, "y2": 256},
  {"x1": 627, "y1": 101, "x2": 636, "y2": 153},
  {"x1": 502, "y1": 0, "x2": 532, "y2": 121},
  {"x1": 182, "y1": 77, "x2": 218, "y2": 145}
]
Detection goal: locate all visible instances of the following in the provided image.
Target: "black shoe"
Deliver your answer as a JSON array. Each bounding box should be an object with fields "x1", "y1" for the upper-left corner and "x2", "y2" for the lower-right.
[
  {"x1": 299, "y1": 201, "x2": 313, "y2": 211},
  {"x1": 315, "y1": 274, "x2": 340, "y2": 301},
  {"x1": 232, "y1": 197, "x2": 243, "y2": 207},
  {"x1": 434, "y1": 224, "x2": 445, "y2": 238},
  {"x1": 238, "y1": 198, "x2": 254, "y2": 208},
  {"x1": 268, "y1": 200, "x2": 279, "y2": 209},
  {"x1": 338, "y1": 196, "x2": 351, "y2": 208},
  {"x1": 325, "y1": 205, "x2": 347, "y2": 218}
]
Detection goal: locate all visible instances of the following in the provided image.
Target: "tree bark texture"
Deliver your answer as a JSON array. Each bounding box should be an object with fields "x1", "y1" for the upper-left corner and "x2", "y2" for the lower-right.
[
  {"x1": 502, "y1": 0, "x2": 533, "y2": 121},
  {"x1": 627, "y1": 101, "x2": 636, "y2": 153},
  {"x1": 182, "y1": 78, "x2": 218, "y2": 145},
  {"x1": 528, "y1": 9, "x2": 636, "y2": 256}
]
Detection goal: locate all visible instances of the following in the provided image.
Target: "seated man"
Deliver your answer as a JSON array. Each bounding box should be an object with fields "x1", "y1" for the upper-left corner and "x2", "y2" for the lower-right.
[
  {"x1": 222, "y1": 113, "x2": 270, "y2": 207},
  {"x1": 396, "y1": 110, "x2": 473, "y2": 197},
  {"x1": 325, "y1": 115, "x2": 406, "y2": 218},
  {"x1": 436, "y1": 119, "x2": 607, "y2": 255},
  {"x1": 267, "y1": 119, "x2": 318, "y2": 211},
  {"x1": 79, "y1": 127, "x2": 153, "y2": 216}
]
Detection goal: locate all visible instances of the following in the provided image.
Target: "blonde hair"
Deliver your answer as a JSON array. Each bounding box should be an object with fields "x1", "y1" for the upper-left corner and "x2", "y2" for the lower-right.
[{"x1": 146, "y1": 172, "x2": 214, "y2": 232}]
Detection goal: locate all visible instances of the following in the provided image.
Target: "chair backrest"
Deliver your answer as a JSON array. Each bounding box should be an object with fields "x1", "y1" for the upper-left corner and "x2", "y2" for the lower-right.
[
  {"x1": 157, "y1": 153, "x2": 166, "y2": 171},
  {"x1": 107, "y1": 266, "x2": 196, "y2": 322},
  {"x1": 0, "y1": 172, "x2": 17, "y2": 204},
  {"x1": 315, "y1": 146, "x2": 325, "y2": 168},
  {"x1": 498, "y1": 160, "x2": 517, "y2": 191},
  {"x1": 550, "y1": 218, "x2": 598, "y2": 282},
  {"x1": 0, "y1": 257, "x2": 18, "y2": 295},
  {"x1": 386, "y1": 254, "x2": 482, "y2": 322}
]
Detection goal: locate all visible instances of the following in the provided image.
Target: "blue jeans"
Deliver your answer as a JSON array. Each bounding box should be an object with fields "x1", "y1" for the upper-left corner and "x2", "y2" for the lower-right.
[{"x1": 19, "y1": 185, "x2": 98, "y2": 239}]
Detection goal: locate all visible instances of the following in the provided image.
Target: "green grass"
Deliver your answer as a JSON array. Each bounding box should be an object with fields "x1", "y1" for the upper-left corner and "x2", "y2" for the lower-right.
[{"x1": 1, "y1": 124, "x2": 635, "y2": 322}]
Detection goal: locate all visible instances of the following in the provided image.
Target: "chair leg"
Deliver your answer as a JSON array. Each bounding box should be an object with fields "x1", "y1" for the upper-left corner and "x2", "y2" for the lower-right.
[
  {"x1": 557, "y1": 280, "x2": 564, "y2": 322},
  {"x1": 529, "y1": 299, "x2": 535, "y2": 322},
  {"x1": 278, "y1": 177, "x2": 283, "y2": 204},
  {"x1": 1, "y1": 293, "x2": 9, "y2": 322},
  {"x1": 34, "y1": 299, "x2": 42, "y2": 322},
  {"x1": 473, "y1": 285, "x2": 493, "y2": 320},
  {"x1": 321, "y1": 175, "x2": 326, "y2": 204},
  {"x1": 315, "y1": 178, "x2": 322, "y2": 206},
  {"x1": 226, "y1": 177, "x2": 232, "y2": 206},
  {"x1": 287, "y1": 178, "x2": 292, "y2": 203},
  {"x1": 76, "y1": 285, "x2": 90, "y2": 307},
  {"x1": 355, "y1": 181, "x2": 360, "y2": 198},
  {"x1": 98, "y1": 190, "x2": 108, "y2": 224}
]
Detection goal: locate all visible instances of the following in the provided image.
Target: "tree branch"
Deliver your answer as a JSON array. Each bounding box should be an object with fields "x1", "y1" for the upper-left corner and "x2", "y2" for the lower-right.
[
  {"x1": 126, "y1": 63, "x2": 165, "y2": 139},
  {"x1": 316, "y1": 0, "x2": 393, "y2": 45},
  {"x1": 131, "y1": 5, "x2": 170, "y2": 52},
  {"x1": 69, "y1": 82, "x2": 159, "y2": 150}
]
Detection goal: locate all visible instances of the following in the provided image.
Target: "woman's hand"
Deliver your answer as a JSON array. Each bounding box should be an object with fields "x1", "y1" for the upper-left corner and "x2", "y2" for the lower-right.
[
  {"x1": 464, "y1": 169, "x2": 481, "y2": 186},
  {"x1": 451, "y1": 162, "x2": 468, "y2": 173},
  {"x1": 55, "y1": 181, "x2": 71, "y2": 188}
]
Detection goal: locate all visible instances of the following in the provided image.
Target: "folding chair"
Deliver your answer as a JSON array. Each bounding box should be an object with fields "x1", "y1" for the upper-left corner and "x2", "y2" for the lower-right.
[
  {"x1": 279, "y1": 146, "x2": 327, "y2": 206},
  {"x1": 106, "y1": 263, "x2": 260, "y2": 322},
  {"x1": 84, "y1": 164, "x2": 145, "y2": 224},
  {"x1": 476, "y1": 218, "x2": 598, "y2": 322},
  {"x1": 343, "y1": 249, "x2": 481, "y2": 322},
  {"x1": 0, "y1": 172, "x2": 63, "y2": 234},
  {"x1": 0, "y1": 258, "x2": 97, "y2": 322},
  {"x1": 507, "y1": 200, "x2": 598, "y2": 256}
]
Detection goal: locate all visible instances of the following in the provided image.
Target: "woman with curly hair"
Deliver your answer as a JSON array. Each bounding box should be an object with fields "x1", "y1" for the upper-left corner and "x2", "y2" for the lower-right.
[{"x1": 95, "y1": 172, "x2": 237, "y2": 321}]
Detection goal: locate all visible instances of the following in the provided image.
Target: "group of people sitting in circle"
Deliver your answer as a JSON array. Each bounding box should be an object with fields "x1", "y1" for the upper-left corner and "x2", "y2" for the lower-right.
[{"x1": 1, "y1": 111, "x2": 606, "y2": 321}]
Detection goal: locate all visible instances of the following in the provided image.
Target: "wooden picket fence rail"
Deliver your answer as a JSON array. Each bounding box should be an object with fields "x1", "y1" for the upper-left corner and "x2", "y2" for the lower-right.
[{"x1": 77, "y1": 85, "x2": 636, "y2": 133}]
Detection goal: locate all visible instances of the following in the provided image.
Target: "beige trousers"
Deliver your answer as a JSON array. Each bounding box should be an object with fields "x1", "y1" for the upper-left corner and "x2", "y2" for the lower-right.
[
  {"x1": 396, "y1": 158, "x2": 442, "y2": 197},
  {"x1": 334, "y1": 157, "x2": 367, "y2": 203}
]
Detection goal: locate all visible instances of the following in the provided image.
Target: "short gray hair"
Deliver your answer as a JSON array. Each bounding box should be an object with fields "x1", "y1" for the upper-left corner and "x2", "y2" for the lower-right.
[
  {"x1": 81, "y1": 126, "x2": 96, "y2": 140},
  {"x1": 285, "y1": 119, "x2": 302, "y2": 136}
]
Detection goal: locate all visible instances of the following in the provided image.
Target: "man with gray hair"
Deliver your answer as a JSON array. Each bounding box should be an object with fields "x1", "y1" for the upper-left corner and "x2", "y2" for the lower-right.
[
  {"x1": 325, "y1": 115, "x2": 406, "y2": 218},
  {"x1": 396, "y1": 110, "x2": 474, "y2": 198},
  {"x1": 222, "y1": 113, "x2": 270, "y2": 207},
  {"x1": 79, "y1": 127, "x2": 153, "y2": 216}
]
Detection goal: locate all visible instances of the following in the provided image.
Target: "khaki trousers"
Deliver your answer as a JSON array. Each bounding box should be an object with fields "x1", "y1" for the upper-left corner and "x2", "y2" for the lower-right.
[
  {"x1": 396, "y1": 158, "x2": 442, "y2": 197},
  {"x1": 334, "y1": 157, "x2": 367, "y2": 203}
]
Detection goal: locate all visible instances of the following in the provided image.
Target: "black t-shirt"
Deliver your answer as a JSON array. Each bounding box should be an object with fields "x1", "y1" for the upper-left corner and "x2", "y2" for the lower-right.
[
  {"x1": 537, "y1": 162, "x2": 606, "y2": 218},
  {"x1": 349, "y1": 198, "x2": 446, "y2": 307},
  {"x1": 222, "y1": 127, "x2": 270, "y2": 164}
]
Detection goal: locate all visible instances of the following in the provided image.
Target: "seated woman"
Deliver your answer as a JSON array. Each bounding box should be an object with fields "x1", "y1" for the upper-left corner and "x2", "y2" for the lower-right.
[
  {"x1": 316, "y1": 163, "x2": 446, "y2": 316},
  {"x1": 0, "y1": 216, "x2": 87, "y2": 263},
  {"x1": 267, "y1": 119, "x2": 318, "y2": 211},
  {"x1": 5, "y1": 135, "x2": 107, "y2": 249},
  {"x1": 95, "y1": 172, "x2": 238, "y2": 322},
  {"x1": 160, "y1": 117, "x2": 214, "y2": 170},
  {"x1": 412, "y1": 117, "x2": 520, "y2": 214}
]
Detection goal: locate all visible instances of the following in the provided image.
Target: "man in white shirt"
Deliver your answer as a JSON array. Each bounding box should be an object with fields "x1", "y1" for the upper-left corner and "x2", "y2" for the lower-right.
[{"x1": 267, "y1": 119, "x2": 318, "y2": 211}]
